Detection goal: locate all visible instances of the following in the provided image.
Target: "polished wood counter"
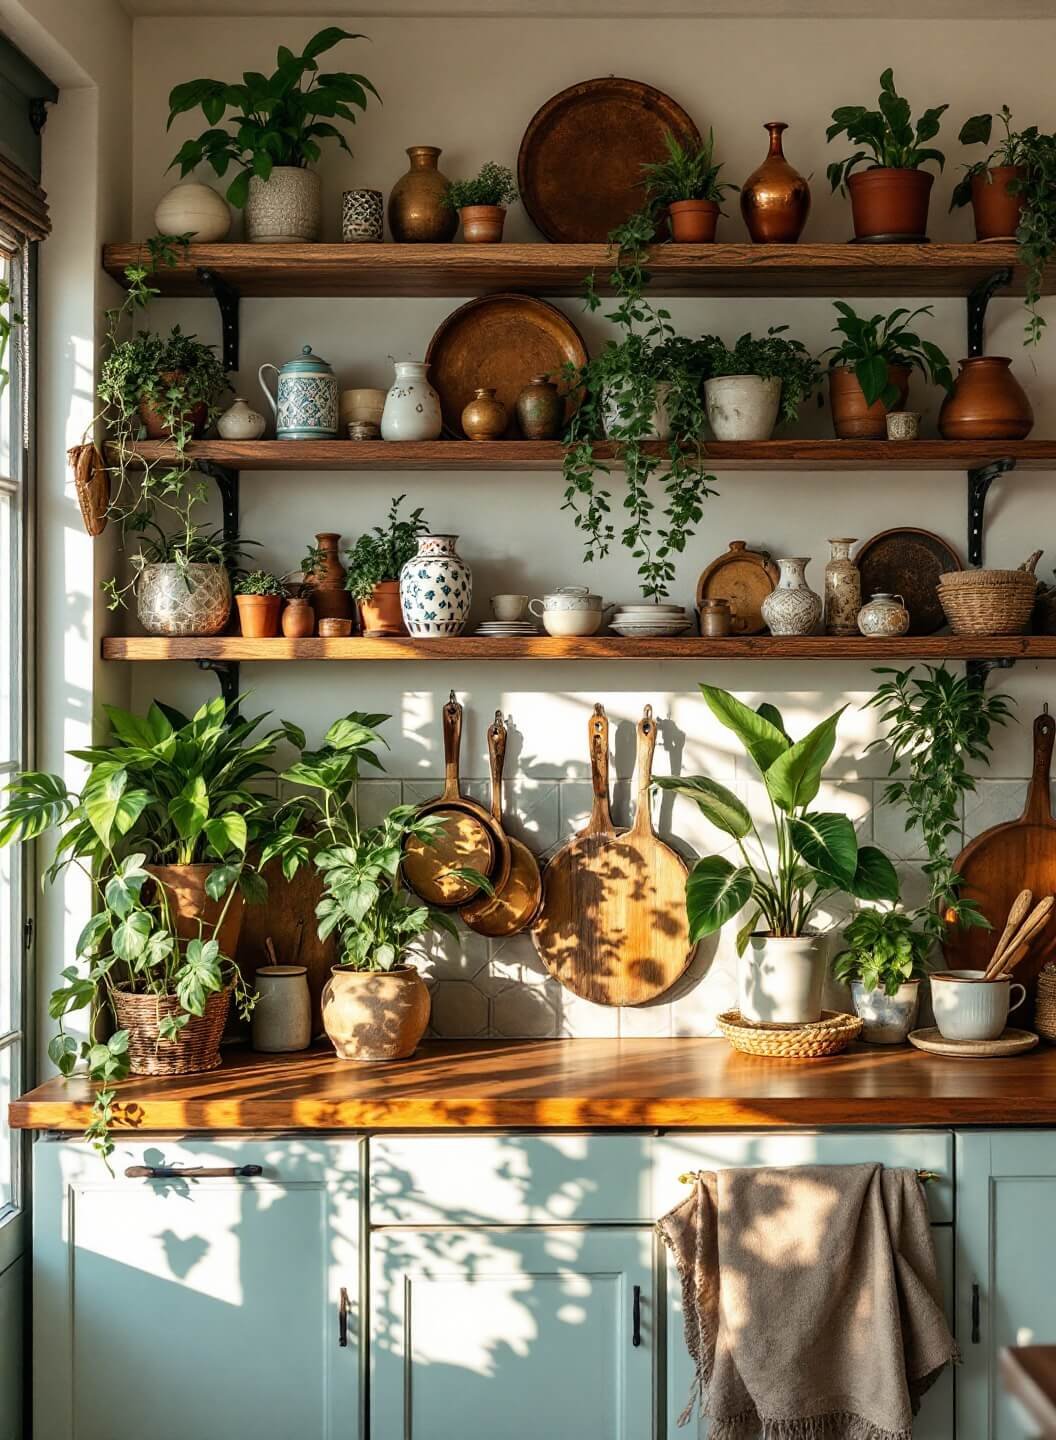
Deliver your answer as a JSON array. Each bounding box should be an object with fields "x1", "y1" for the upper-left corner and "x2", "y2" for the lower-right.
[{"x1": 11, "y1": 1038, "x2": 1056, "y2": 1133}]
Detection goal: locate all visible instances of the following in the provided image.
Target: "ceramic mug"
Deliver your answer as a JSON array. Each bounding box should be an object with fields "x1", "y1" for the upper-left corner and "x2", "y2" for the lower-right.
[
  {"x1": 492, "y1": 594, "x2": 528, "y2": 621},
  {"x1": 931, "y1": 970, "x2": 1026, "y2": 1042}
]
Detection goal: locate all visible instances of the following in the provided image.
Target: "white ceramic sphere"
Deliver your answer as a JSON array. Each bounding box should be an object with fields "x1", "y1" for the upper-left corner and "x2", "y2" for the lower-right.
[{"x1": 154, "y1": 182, "x2": 231, "y2": 242}]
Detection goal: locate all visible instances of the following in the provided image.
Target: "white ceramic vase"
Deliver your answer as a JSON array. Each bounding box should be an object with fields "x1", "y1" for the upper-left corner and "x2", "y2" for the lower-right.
[
  {"x1": 217, "y1": 397, "x2": 267, "y2": 440},
  {"x1": 704, "y1": 374, "x2": 782, "y2": 441},
  {"x1": 245, "y1": 166, "x2": 321, "y2": 243},
  {"x1": 761, "y1": 557, "x2": 823, "y2": 635},
  {"x1": 602, "y1": 381, "x2": 672, "y2": 441},
  {"x1": 381, "y1": 361, "x2": 443, "y2": 441},
  {"x1": 154, "y1": 182, "x2": 231, "y2": 242},
  {"x1": 740, "y1": 934, "x2": 824, "y2": 1023},
  {"x1": 399, "y1": 534, "x2": 473, "y2": 636},
  {"x1": 851, "y1": 979, "x2": 920, "y2": 1045}
]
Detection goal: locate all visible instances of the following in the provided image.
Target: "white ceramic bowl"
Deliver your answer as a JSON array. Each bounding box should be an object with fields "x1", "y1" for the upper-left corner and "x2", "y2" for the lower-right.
[{"x1": 540, "y1": 609, "x2": 603, "y2": 637}]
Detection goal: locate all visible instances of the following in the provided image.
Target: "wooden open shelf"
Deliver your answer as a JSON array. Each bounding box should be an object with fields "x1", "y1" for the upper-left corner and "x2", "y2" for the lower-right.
[
  {"x1": 115, "y1": 438, "x2": 1056, "y2": 473},
  {"x1": 102, "y1": 241, "x2": 1037, "y2": 299},
  {"x1": 102, "y1": 635, "x2": 1056, "y2": 663}
]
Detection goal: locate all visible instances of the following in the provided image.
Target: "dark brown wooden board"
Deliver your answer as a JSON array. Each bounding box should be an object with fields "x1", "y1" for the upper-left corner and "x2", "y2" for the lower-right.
[
  {"x1": 235, "y1": 859, "x2": 334, "y2": 1038},
  {"x1": 855, "y1": 527, "x2": 962, "y2": 636}
]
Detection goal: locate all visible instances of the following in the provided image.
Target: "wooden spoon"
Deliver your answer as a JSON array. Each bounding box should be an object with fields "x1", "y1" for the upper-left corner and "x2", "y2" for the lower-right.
[{"x1": 985, "y1": 888, "x2": 1033, "y2": 979}]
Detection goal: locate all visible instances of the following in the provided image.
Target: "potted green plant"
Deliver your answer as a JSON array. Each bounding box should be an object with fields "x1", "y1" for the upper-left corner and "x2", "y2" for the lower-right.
[
  {"x1": 822, "y1": 302, "x2": 953, "y2": 439},
  {"x1": 834, "y1": 907, "x2": 931, "y2": 1044},
  {"x1": 640, "y1": 127, "x2": 737, "y2": 243},
  {"x1": 443, "y1": 161, "x2": 518, "y2": 244},
  {"x1": 697, "y1": 326, "x2": 821, "y2": 440},
  {"x1": 826, "y1": 69, "x2": 948, "y2": 240},
  {"x1": 118, "y1": 520, "x2": 250, "y2": 636},
  {"x1": 166, "y1": 27, "x2": 379, "y2": 243},
  {"x1": 234, "y1": 569, "x2": 287, "y2": 638},
  {"x1": 656, "y1": 685, "x2": 899, "y2": 1024},
  {"x1": 344, "y1": 494, "x2": 428, "y2": 636},
  {"x1": 99, "y1": 325, "x2": 228, "y2": 441},
  {"x1": 263, "y1": 712, "x2": 463, "y2": 1062},
  {"x1": 951, "y1": 106, "x2": 1056, "y2": 345}
]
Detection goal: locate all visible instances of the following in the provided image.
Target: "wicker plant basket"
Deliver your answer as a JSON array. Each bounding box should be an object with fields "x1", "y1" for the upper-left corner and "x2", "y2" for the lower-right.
[
  {"x1": 1036, "y1": 964, "x2": 1056, "y2": 1042},
  {"x1": 111, "y1": 986, "x2": 231, "y2": 1076},
  {"x1": 937, "y1": 565, "x2": 1038, "y2": 636},
  {"x1": 717, "y1": 1008, "x2": 863, "y2": 1059}
]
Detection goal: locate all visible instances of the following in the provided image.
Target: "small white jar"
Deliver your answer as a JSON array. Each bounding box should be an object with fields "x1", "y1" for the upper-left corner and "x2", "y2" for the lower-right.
[
  {"x1": 381, "y1": 361, "x2": 442, "y2": 442},
  {"x1": 217, "y1": 397, "x2": 267, "y2": 440}
]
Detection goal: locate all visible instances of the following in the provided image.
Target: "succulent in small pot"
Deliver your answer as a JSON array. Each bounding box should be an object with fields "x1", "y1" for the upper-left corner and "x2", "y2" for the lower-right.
[
  {"x1": 640, "y1": 127, "x2": 737, "y2": 243},
  {"x1": 697, "y1": 326, "x2": 821, "y2": 440},
  {"x1": 234, "y1": 569, "x2": 288, "y2": 638},
  {"x1": 822, "y1": 301, "x2": 953, "y2": 439},
  {"x1": 128, "y1": 522, "x2": 251, "y2": 636},
  {"x1": 826, "y1": 69, "x2": 947, "y2": 240},
  {"x1": 344, "y1": 495, "x2": 429, "y2": 636},
  {"x1": 443, "y1": 162, "x2": 519, "y2": 243},
  {"x1": 98, "y1": 325, "x2": 229, "y2": 441},
  {"x1": 834, "y1": 907, "x2": 931, "y2": 1044}
]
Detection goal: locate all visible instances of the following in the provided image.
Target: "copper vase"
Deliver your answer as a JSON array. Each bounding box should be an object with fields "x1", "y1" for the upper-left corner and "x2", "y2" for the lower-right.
[
  {"x1": 388, "y1": 146, "x2": 458, "y2": 243},
  {"x1": 740, "y1": 122, "x2": 811, "y2": 244},
  {"x1": 305, "y1": 531, "x2": 354, "y2": 622},
  {"x1": 938, "y1": 357, "x2": 1034, "y2": 440}
]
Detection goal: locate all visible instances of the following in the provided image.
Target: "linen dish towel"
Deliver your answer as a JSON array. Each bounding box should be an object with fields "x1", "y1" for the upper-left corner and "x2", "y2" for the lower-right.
[{"x1": 657, "y1": 1163, "x2": 958, "y2": 1440}]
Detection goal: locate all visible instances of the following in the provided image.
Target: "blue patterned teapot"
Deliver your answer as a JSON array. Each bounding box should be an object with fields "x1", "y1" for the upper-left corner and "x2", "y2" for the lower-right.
[{"x1": 258, "y1": 345, "x2": 339, "y2": 440}]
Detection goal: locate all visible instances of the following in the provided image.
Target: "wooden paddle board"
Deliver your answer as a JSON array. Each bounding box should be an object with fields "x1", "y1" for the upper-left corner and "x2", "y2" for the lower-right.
[{"x1": 461, "y1": 713, "x2": 543, "y2": 937}]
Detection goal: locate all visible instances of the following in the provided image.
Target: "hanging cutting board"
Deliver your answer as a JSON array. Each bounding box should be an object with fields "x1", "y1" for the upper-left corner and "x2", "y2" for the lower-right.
[
  {"x1": 532, "y1": 705, "x2": 693, "y2": 1006},
  {"x1": 944, "y1": 710, "x2": 1056, "y2": 982}
]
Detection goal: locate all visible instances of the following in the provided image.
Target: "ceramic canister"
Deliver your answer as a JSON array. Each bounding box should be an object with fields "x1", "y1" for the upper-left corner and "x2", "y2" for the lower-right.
[
  {"x1": 258, "y1": 346, "x2": 339, "y2": 440},
  {"x1": 251, "y1": 965, "x2": 312, "y2": 1053},
  {"x1": 399, "y1": 534, "x2": 473, "y2": 636}
]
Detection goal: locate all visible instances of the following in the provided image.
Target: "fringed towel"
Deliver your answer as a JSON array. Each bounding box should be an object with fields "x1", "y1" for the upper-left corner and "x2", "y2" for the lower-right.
[{"x1": 657, "y1": 1164, "x2": 958, "y2": 1440}]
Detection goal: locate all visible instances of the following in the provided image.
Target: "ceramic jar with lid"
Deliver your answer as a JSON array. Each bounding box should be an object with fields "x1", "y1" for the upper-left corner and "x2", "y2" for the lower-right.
[
  {"x1": 823, "y1": 538, "x2": 861, "y2": 637},
  {"x1": 381, "y1": 361, "x2": 443, "y2": 441},
  {"x1": 251, "y1": 965, "x2": 312, "y2": 1053},
  {"x1": 400, "y1": 534, "x2": 472, "y2": 636},
  {"x1": 528, "y1": 586, "x2": 604, "y2": 637},
  {"x1": 858, "y1": 592, "x2": 910, "y2": 637},
  {"x1": 258, "y1": 345, "x2": 339, "y2": 439},
  {"x1": 699, "y1": 598, "x2": 732, "y2": 637},
  {"x1": 760, "y1": 558, "x2": 822, "y2": 636}
]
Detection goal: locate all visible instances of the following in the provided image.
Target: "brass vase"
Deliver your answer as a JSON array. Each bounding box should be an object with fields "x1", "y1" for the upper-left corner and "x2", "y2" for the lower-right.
[
  {"x1": 388, "y1": 146, "x2": 458, "y2": 243},
  {"x1": 740, "y1": 122, "x2": 811, "y2": 244}
]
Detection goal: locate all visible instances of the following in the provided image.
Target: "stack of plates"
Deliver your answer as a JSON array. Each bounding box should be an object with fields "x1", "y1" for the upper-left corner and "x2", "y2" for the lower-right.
[
  {"x1": 475, "y1": 621, "x2": 539, "y2": 637},
  {"x1": 608, "y1": 604, "x2": 694, "y2": 637}
]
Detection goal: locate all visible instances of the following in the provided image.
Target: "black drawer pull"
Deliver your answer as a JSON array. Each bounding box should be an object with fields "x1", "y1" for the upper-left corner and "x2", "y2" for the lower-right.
[
  {"x1": 125, "y1": 1164, "x2": 264, "y2": 1179},
  {"x1": 971, "y1": 1282, "x2": 981, "y2": 1344},
  {"x1": 632, "y1": 1285, "x2": 642, "y2": 1348},
  {"x1": 339, "y1": 1287, "x2": 350, "y2": 1348}
]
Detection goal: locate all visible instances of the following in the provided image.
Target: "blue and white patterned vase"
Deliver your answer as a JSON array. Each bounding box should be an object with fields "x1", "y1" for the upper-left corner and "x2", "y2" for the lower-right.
[
  {"x1": 258, "y1": 345, "x2": 339, "y2": 440},
  {"x1": 399, "y1": 534, "x2": 472, "y2": 637}
]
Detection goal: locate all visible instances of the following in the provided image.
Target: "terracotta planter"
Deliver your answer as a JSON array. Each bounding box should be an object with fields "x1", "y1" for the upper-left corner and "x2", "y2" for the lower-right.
[
  {"x1": 138, "y1": 370, "x2": 208, "y2": 440},
  {"x1": 305, "y1": 531, "x2": 353, "y2": 623},
  {"x1": 146, "y1": 862, "x2": 245, "y2": 961},
  {"x1": 322, "y1": 964, "x2": 430, "y2": 1062},
  {"x1": 938, "y1": 356, "x2": 1033, "y2": 440},
  {"x1": 358, "y1": 580, "x2": 407, "y2": 637},
  {"x1": 668, "y1": 199, "x2": 719, "y2": 243},
  {"x1": 460, "y1": 204, "x2": 506, "y2": 243},
  {"x1": 281, "y1": 596, "x2": 315, "y2": 638},
  {"x1": 970, "y1": 165, "x2": 1026, "y2": 241},
  {"x1": 235, "y1": 593, "x2": 282, "y2": 638},
  {"x1": 846, "y1": 168, "x2": 934, "y2": 240},
  {"x1": 829, "y1": 363, "x2": 910, "y2": 439}
]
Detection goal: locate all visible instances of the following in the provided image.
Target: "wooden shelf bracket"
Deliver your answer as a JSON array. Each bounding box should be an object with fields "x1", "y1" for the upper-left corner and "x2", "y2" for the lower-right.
[
  {"x1": 967, "y1": 267, "x2": 1013, "y2": 357},
  {"x1": 967, "y1": 457, "x2": 1017, "y2": 568},
  {"x1": 197, "y1": 267, "x2": 240, "y2": 371}
]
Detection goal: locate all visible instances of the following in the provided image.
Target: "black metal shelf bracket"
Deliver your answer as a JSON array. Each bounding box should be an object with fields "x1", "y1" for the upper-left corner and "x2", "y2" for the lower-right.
[
  {"x1": 195, "y1": 658, "x2": 240, "y2": 711},
  {"x1": 199, "y1": 462, "x2": 240, "y2": 550},
  {"x1": 967, "y1": 267, "x2": 1013, "y2": 357},
  {"x1": 966, "y1": 657, "x2": 1015, "y2": 689},
  {"x1": 967, "y1": 457, "x2": 1016, "y2": 568},
  {"x1": 197, "y1": 268, "x2": 240, "y2": 372}
]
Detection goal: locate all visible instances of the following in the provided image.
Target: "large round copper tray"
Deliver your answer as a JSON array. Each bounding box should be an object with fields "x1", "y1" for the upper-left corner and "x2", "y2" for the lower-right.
[
  {"x1": 518, "y1": 76, "x2": 700, "y2": 243},
  {"x1": 856, "y1": 528, "x2": 962, "y2": 636},
  {"x1": 425, "y1": 293, "x2": 587, "y2": 439}
]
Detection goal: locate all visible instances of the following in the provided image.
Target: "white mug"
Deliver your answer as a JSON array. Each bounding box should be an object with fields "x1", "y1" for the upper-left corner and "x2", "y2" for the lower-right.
[
  {"x1": 931, "y1": 970, "x2": 1026, "y2": 1042},
  {"x1": 491, "y1": 594, "x2": 528, "y2": 621}
]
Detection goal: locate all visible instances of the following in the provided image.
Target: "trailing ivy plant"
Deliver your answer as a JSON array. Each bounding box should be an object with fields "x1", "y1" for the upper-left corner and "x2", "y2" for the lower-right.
[
  {"x1": 821, "y1": 301, "x2": 953, "y2": 408},
  {"x1": 696, "y1": 327, "x2": 822, "y2": 427},
  {"x1": 0, "y1": 276, "x2": 22, "y2": 399},
  {"x1": 444, "y1": 162, "x2": 518, "y2": 211},
  {"x1": 639, "y1": 127, "x2": 737, "y2": 208},
  {"x1": 951, "y1": 105, "x2": 1056, "y2": 345},
  {"x1": 344, "y1": 494, "x2": 428, "y2": 602},
  {"x1": 826, "y1": 68, "x2": 948, "y2": 191},
  {"x1": 105, "y1": 518, "x2": 255, "y2": 610}
]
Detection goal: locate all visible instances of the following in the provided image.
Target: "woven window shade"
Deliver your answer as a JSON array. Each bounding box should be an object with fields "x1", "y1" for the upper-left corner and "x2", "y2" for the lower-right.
[{"x1": 0, "y1": 153, "x2": 49, "y2": 241}]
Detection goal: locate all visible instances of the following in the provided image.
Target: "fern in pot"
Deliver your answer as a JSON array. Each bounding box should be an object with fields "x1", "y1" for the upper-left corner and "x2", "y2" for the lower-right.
[
  {"x1": 834, "y1": 908, "x2": 930, "y2": 1044},
  {"x1": 443, "y1": 161, "x2": 518, "y2": 244},
  {"x1": 639, "y1": 127, "x2": 737, "y2": 243},
  {"x1": 697, "y1": 326, "x2": 821, "y2": 441},
  {"x1": 344, "y1": 494, "x2": 429, "y2": 636}
]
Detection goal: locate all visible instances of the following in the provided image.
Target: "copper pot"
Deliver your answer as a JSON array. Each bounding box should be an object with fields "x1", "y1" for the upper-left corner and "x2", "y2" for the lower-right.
[
  {"x1": 358, "y1": 580, "x2": 407, "y2": 637},
  {"x1": 938, "y1": 356, "x2": 1033, "y2": 440},
  {"x1": 146, "y1": 863, "x2": 245, "y2": 962},
  {"x1": 460, "y1": 204, "x2": 506, "y2": 243},
  {"x1": 668, "y1": 199, "x2": 719, "y2": 243},
  {"x1": 138, "y1": 370, "x2": 209, "y2": 440},
  {"x1": 281, "y1": 596, "x2": 314, "y2": 638},
  {"x1": 515, "y1": 374, "x2": 563, "y2": 440},
  {"x1": 461, "y1": 387, "x2": 508, "y2": 441},
  {"x1": 740, "y1": 122, "x2": 810, "y2": 244},
  {"x1": 846, "y1": 168, "x2": 933, "y2": 240},
  {"x1": 829, "y1": 363, "x2": 910, "y2": 440},
  {"x1": 388, "y1": 146, "x2": 458, "y2": 243},
  {"x1": 970, "y1": 165, "x2": 1026, "y2": 242},
  {"x1": 235, "y1": 593, "x2": 282, "y2": 638}
]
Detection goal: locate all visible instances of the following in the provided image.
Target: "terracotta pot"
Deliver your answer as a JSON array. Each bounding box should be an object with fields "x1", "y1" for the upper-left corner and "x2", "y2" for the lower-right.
[
  {"x1": 829, "y1": 363, "x2": 910, "y2": 439},
  {"x1": 281, "y1": 596, "x2": 314, "y2": 638},
  {"x1": 236, "y1": 593, "x2": 282, "y2": 638},
  {"x1": 846, "y1": 168, "x2": 934, "y2": 240},
  {"x1": 461, "y1": 386, "x2": 508, "y2": 441},
  {"x1": 938, "y1": 356, "x2": 1033, "y2": 440},
  {"x1": 970, "y1": 165, "x2": 1026, "y2": 241},
  {"x1": 388, "y1": 146, "x2": 458, "y2": 243},
  {"x1": 668, "y1": 199, "x2": 719, "y2": 243},
  {"x1": 740, "y1": 121, "x2": 811, "y2": 243},
  {"x1": 322, "y1": 964, "x2": 431, "y2": 1062},
  {"x1": 358, "y1": 580, "x2": 407, "y2": 637},
  {"x1": 146, "y1": 863, "x2": 245, "y2": 961},
  {"x1": 304, "y1": 531, "x2": 353, "y2": 622},
  {"x1": 138, "y1": 370, "x2": 209, "y2": 440},
  {"x1": 515, "y1": 373, "x2": 563, "y2": 439},
  {"x1": 460, "y1": 204, "x2": 506, "y2": 243}
]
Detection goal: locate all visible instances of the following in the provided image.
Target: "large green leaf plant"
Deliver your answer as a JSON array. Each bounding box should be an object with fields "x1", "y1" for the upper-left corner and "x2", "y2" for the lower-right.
[{"x1": 656, "y1": 686, "x2": 899, "y2": 948}]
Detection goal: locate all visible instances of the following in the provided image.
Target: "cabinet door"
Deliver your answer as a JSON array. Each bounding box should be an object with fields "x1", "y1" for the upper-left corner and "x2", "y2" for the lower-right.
[
  {"x1": 371, "y1": 1226, "x2": 653, "y2": 1439},
  {"x1": 957, "y1": 1132, "x2": 1056, "y2": 1440},
  {"x1": 34, "y1": 1137, "x2": 362, "y2": 1440}
]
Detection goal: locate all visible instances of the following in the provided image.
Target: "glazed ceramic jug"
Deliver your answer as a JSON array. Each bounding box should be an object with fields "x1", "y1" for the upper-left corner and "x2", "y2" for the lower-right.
[
  {"x1": 823, "y1": 538, "x2": 861, "y2": 636},
  {"x1": 740, "y1": 122, "x2": 811, "y2": 243},
  {"x1": 399, "y1": 534, "x2": 472, "y2": 636},
  {"x1": 258, "y1": 345, "x2": 339, "y2": 440},
  {"x1": 761, "y1": 557, "x2": 822, "y2": 636},
  {"x1": 381, "y1": 361, "x2": 443, "y2": 441},
  {"x1": 857, "y1": 592, "x2": 910, "y2": 637}
]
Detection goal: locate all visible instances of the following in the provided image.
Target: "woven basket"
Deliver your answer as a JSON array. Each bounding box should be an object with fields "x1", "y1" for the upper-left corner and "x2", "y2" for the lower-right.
[
  {"x1": 717, "y1": 1008, "x2": 863, "y2": 1059},
  {"x1": 1036, "y1": 964, "x2": 1056, "y2": 1043},
  {"x1": 111, "y1": 986, "x2": 230, "y2": 1076},
  {"x1": 937, "y1": 567, "x2": 1037, "y2": 636}
]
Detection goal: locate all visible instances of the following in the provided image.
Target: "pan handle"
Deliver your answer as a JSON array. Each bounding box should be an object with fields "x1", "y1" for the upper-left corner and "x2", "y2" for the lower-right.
[
  {"x1": 1025, "y1": 710, "x2": 1056, "y2": 823},
  {"x1": 488, "y1": 711, "x2": 507, "y2": 824},
  {"x1": 442, "y1": 691, "x2": 463, "y2": 798},
  {"x1": 589, "y1": 704, "x2": 609, "y2": 802},
  {"x1": 632, "y1": 705, "x2": 657, "y2": 834}
]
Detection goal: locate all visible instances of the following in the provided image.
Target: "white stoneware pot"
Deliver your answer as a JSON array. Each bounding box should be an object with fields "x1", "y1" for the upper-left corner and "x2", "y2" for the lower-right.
[
  {"x1": 858, "y1": 592, "x2": 911, "y2": 637},
  {"x1": 602, "y1": 381, "x2": 672, "y2": 441},
  {"x1": 137, "y1": 562, "x2": 231, "y2": 637},
  {"x1": 381, "y1": 361, "x2": 442, "y2": 441},
  {"x1": 740, "y1": 933, "x2": 824, "y2": 1023},
  {"x1": 704, "y1": 374, "x2": 782, "y2": 441},
  {"x1": 217, "y1": 396, "x2": 266, "y2": 440},
  {"x1": 931, "y1": 970, "x2": 1026, "y2": 1042},
  {"x1": 245, "y1": 165, "x2": 321, "y2": 243},
  {"x1": 851, "y1": 979, "x2": 921, "y2": 1044},
  {"x1": 322, "y1": 965, "x2": 431, "y2": 1062},
  {"x1": 251, "y1": 966, "x2": 312, "y2": 1053},
  {"x1": 761, "y1": 557, "x2": 823, "y2": 635},
  {"x1": 400, "y1": 534, "x2": 472, "y2": 636},
  {"x1": 153, "y1": 182, "x2": 231, "y2": 242}
]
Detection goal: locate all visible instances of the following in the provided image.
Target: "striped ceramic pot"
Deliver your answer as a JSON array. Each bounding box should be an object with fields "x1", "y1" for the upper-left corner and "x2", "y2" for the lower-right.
[{"x1": 399, "y1": 534, "x2": 472, "y2": 637}]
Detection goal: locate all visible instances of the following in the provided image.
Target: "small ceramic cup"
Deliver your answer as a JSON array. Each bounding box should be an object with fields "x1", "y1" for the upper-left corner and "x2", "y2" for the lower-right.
[
  {"x1": 342, "y1": 189, "x2": 384, "y2": 243},
  {"x1": 347, "y1": 420, "x2": 380, "y2": 441},
  {"x1": 491, "y1": 594, "x2": 528, "y2": 621},
  {"x1": 886, "y1": 410, "x2": 921, "y2": 441},
  {"x1": 931, "y1": 970, "x2": 1026, "y2": 1042}
]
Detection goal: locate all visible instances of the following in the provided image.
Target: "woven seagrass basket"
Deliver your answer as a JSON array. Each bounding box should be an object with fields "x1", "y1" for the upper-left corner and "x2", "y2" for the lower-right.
[
  {"x1": 937, "y1": 565, "x2": 1037, "y2": 636},
  {"x1": 717, "y1": 1008, "x2": 863, "y2": 1059},
  {"x1": 111, "y1": 986, "x2": 230, "y2": 1076},
  {"x1": 1036, "y1": 964, "x2": 1056, "y2": 1043}
]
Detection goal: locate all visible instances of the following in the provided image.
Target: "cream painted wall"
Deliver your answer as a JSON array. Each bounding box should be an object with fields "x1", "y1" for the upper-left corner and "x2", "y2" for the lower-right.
[{"x1": 116, "y1": 14, "x2": 1056, "y2": 1038}]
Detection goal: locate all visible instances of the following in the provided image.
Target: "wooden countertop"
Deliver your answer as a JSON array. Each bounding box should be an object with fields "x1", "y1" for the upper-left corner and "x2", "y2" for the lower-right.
[{"x1": 11, "y1": 1038, "x2": 1056, "y2": 1133}]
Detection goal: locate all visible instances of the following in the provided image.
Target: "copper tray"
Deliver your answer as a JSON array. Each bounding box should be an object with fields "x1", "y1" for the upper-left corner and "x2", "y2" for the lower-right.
[
  {"x1": 425, "y1": 293, "x2": 587, "y2": 439},
  {"x1": 518, "y1": 76, "x2": 700, "y2": 243},
  {"x1": 856, "y1": 528, "x2": 962, "y2": 636},
  {"x1": 696, "y1": 540, "x2": 779, "y2": 636}
]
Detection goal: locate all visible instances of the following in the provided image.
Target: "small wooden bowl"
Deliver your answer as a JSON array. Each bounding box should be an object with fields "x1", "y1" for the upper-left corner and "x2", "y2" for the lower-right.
[{"x1": 318, "y1": 618, "x2": 353, "y2": 638}]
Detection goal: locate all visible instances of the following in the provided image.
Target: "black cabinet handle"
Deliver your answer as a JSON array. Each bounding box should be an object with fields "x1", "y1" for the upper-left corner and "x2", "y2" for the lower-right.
[
  {"x1": 971, "y1": 1282, "x2": 981, "y2": 1344},
  {"x1": 339, "y1": 1287, "x2": 350, "y2": 1348},
  {"x1": 125, "y1": 1164, "x2": 263, "y2": 1179},
  {"x1": 632, "y1": 1285, "x2": 642, "y2": 1348}
]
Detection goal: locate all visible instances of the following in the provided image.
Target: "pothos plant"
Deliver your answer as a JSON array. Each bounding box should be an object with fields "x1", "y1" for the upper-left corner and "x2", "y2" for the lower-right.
[
  {"x1": 822, "y1": 301, "x2": 953, "y2": 408},
  {"x1": 833, "y1": 906, "x2": 931, "y2": 996},
  {"x1": 826, "y1": 68, "x2": 948, "y2": 191}
]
